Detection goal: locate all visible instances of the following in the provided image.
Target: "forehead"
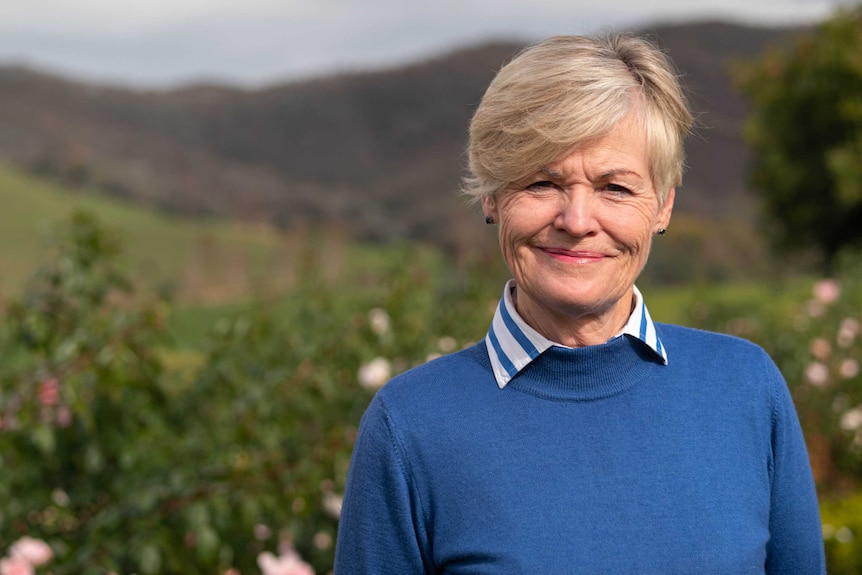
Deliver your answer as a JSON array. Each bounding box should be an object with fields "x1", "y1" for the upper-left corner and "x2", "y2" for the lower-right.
[{"x1": 545, "y1": 110, "x2": 650, "y2": 176}]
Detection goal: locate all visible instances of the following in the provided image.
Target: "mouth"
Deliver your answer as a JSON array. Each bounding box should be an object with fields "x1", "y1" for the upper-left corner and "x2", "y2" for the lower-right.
[{"x1": 540, "y1": 247, "x2": 607, "y2": 263}]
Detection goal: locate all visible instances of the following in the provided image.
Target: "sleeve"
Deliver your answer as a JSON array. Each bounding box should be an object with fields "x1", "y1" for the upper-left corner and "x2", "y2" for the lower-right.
[
  {"x1": 334, "y1": 392, "x2": 433, "y2": 574},
  {"x1": 764, "y1": 357, "x2": 826, "y2": 574}
]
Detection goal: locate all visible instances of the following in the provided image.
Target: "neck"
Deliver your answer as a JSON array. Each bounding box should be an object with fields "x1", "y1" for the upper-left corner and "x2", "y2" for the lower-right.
[{"x1": 513, "y1": 286, "x2": 635, "y2": 348}]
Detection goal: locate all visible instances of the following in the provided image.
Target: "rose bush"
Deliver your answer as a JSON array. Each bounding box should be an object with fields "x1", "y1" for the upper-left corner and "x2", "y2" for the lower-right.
[{"x1": 0, "y1": 212, "x2": 504, "y2": 574}]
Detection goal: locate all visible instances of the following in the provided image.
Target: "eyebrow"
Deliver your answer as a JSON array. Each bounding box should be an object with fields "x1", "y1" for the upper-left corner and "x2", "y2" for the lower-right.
[
  {"x1": 540, "y1": 167, "x2": 563, "y2": 179},
  {"x1": 539, "y1": 167, "x2": 642, "y2": 180},
  {"x1": 598, "y1": 169, "x2": 642, "y2": 180}
]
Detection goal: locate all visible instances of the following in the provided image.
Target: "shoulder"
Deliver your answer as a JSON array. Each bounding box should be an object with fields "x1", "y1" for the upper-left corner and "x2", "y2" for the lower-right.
[
  {"x1": 358, "y1": 342, "x2": 497, "y2": 461},
  {"x1": 373, "y1": 341, "x2": 494, "y2": 412},
  {"x1": 655, "y1": 322, "x2": 786, "y2": 400},
  {"x1": 654, "y1": 323, "x2": 793, "y2": 435},
  {"x1": 656, "y1": 322, "x2": 775, "y2": 365}
]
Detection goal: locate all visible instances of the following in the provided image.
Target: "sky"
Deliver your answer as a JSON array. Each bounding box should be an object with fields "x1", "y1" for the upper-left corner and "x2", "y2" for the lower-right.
[{"x1": 0, "y1": 0, "x2": 853, "y2": 89}]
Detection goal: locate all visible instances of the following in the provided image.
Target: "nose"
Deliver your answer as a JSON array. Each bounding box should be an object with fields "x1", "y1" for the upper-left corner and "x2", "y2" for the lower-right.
[{"x1": 554, "y1": 188, "x2": 598, "y2": 237}]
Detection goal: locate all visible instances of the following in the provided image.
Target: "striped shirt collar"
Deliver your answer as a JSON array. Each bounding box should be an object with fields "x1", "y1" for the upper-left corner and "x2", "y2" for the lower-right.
[{"x1": 485, "y1": 280, "x2": 668, "y2": 388}]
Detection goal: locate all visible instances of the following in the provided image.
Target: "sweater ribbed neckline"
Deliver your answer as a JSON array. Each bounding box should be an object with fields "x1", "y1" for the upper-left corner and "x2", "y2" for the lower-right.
[{"x1": 505, "y1": 335, "x2": 661, "y2": 402}]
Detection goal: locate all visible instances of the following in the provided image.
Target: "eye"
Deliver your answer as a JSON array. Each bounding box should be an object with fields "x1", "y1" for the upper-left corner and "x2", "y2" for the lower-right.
[
  {"x1": 526, "y1": 180, "x2": 555, "y2": 191},
  {"x1": 604, "y1": 183, "x2": 632, "y2": 195}
]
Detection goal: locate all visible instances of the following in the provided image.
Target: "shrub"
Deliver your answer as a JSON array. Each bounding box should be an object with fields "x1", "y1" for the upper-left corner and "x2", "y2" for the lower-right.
[
  {"x1": 0, "y1": 212, "x2": 504, "y2": 573},
  {"x1": 0, "y1": 212, "x2": 176, "y2": 574},
  {"x1": 821, "y1": 491, "x2": 862, "y2": 575}
]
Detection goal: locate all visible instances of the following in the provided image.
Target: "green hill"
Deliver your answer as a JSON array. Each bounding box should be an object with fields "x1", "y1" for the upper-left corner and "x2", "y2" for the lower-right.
[{"x1": 0, "y1": 166, "x2": 296, "y2": 301}]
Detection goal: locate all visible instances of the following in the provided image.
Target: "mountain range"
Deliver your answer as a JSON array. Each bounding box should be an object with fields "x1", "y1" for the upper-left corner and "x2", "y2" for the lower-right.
[{"x1": 0, "y1": 21, "x2": 809, "y2": 255}]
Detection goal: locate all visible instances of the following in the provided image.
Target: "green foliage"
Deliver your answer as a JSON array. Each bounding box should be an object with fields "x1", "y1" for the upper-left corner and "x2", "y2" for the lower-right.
[
  {"x1": 0, "y1": 211, "x2": 506, "y2": 573},
  {"x1": 821, "y1": 491, "x2": 862, "y2": 575},
  {"x1": 0, "y1": 211, "x2": 173, "y2": 573},
  {"x1": 737, "y1": 8, "x2": 862, "y2": 268}
]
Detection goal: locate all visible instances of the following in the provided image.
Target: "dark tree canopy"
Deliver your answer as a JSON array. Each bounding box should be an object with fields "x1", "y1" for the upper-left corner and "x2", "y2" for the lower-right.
[{"x1": 738, "y1": 8, "x2": 862, "y2": 269}]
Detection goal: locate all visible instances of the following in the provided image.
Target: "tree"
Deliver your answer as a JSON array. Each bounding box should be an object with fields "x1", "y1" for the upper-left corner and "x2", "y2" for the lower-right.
[{"x1": 738, "y1": 7, "x2": 862, "y2": 269}]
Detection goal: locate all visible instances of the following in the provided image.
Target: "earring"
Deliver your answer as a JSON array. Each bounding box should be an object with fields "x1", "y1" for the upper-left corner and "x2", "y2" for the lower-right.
[
  {"x1": 485, "y1": 215, "x2": 494, "y2": 225},
  {"x1": 657, "y1": 228, "x2": 666, "y2": 236}
]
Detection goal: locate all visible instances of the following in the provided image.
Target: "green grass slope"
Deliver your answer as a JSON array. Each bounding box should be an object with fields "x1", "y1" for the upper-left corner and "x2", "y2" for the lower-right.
[{"x1": 0, "y1": 166, "x2": 295, "y2": 300}]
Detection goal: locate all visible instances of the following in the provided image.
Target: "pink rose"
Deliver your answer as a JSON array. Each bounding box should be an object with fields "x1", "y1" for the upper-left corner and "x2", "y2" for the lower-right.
[
  {"x1": 840, "y1": 359, "x2": 860, "y2": 380},
  {"x1": 38, "y1": 379, "x2": 60, "y2": 407},
  {"x1": 813, "y1": 279, "x2": 840, "y2": 304},
  {"x1": 837, "y1": 318, "x2": 860, "y2": 348},
  {"x1": 257, "y1": 550, "x2": 315, "y2": 575},
  {"x1": 805, "y1": 362, "x2": 830, "y2": 387},
  {"x1": 55, "y1": 406, "x2": 73, "y2": 428},
  {"x1": 809, "y1": 337, "x2": 832, "y2": 361},
  {"x1": 0, "y1": 557, "x2": 34, "y2": 575},
  {"x1": 9, "y1": 536, "x2": 54, "y2": 566}
]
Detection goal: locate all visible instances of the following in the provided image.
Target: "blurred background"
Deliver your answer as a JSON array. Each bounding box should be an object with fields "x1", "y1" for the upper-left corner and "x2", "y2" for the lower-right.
[{"x1": 1, "y1": 1, "x2": 861, "y2": 573}]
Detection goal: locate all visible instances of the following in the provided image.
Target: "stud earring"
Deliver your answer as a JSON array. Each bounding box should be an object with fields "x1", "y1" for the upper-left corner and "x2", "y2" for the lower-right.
[
  {"x1": 485, "y1": 215, "x2": 494, "y2": 225},
  {"x1": 657, "y1": 228, "x2": 666, "y2": 236}
]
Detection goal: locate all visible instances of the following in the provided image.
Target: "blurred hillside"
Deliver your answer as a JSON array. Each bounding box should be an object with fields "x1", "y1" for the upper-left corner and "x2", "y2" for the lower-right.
[
  {"x1": 0, "y1": 167, "x2": 300, "y2": 300},
  {"x1": 0, "y1": 21, "x2": 808, "y2": 255}
]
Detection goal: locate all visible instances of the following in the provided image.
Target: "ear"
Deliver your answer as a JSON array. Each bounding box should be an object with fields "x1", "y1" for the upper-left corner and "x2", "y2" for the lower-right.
[
  {"x1": 481, "y1": 194, "x2": 498, "y2": 222},
  {"x1": 656, "y1": 187, "x2": 675, "y2": 232}
]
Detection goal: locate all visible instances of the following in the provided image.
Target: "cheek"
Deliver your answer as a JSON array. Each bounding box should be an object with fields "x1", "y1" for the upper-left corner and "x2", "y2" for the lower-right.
[
  {"x1": 496, "y1": 214, "x2": 539, "y2": 274},
  {"x1": 629, "y1": 227, "x2": 658, "y2": 269},
  {"x1": 496, "y1": 202, "x2": 528, "y2": 246},
  {"x1": 497, "y1": 223, "x2": 523, "y2": 267},
  {"x1": 624, "y1": 205, "x2": 662, "y2": 246}
]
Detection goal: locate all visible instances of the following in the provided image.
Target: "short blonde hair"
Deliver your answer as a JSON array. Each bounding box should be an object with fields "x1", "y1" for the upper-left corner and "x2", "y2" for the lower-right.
[{"x1": 463, "y1": 34, "x2": 693, "y2": 204}]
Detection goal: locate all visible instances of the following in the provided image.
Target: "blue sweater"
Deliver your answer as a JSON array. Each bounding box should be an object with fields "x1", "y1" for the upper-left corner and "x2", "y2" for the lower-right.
[{"x1": 335, "y1": 324, "x2": 825, "y2": 574}]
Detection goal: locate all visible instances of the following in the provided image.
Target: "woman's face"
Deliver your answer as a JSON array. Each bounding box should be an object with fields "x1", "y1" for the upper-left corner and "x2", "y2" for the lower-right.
[{"x1": 482, "y1": 109, "x2": 674, "y2": 344}]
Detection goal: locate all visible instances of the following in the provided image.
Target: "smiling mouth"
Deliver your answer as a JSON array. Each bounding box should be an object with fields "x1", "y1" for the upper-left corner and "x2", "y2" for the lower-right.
[{"x1": 541, "y1": 247, "x2": 606, "y2": 262}]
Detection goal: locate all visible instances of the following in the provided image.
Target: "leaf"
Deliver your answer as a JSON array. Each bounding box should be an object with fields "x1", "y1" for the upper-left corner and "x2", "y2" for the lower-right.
[
  {"x1": 138, "y1": 543, "x2": 162, "y2": 575},
  {"x1": 31, "y1": 424, "x2": 55, "y2": 455}
]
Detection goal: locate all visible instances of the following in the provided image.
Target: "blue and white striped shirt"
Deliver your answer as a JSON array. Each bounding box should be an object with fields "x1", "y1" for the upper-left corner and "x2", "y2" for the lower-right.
[{"x1": 485, "y1": 280, "x2": 668, "y2": 388}]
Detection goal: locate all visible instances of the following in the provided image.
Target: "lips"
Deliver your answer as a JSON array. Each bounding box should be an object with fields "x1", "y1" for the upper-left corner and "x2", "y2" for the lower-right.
[{"x1": 540, "y1": 247, "x2": 606, "y2": 262}]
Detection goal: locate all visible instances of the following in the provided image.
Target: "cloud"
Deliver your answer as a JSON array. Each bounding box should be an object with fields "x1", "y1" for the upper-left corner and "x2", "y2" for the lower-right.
[{"x1": 0, "y1": 0, "x2": 845, "y2": 87}]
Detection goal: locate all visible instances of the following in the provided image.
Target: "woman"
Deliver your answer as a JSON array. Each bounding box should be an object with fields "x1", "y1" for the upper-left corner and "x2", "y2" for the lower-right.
[{"x1": 335, "y1": 34, "x2": 825, "y2": 574}]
